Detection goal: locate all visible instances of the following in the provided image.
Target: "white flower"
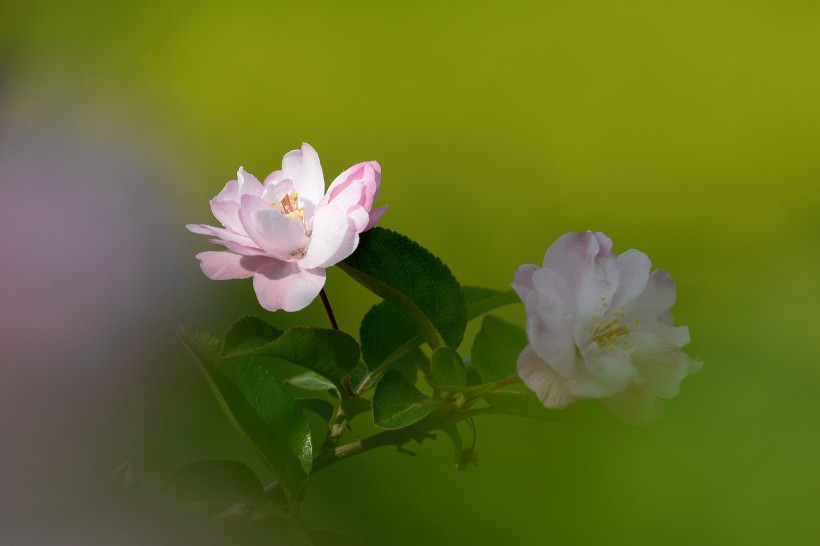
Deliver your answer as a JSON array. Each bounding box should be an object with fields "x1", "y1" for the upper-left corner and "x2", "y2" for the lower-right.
[{"x1": 512, "y1": 231, "x2": 701, "y2": 423}]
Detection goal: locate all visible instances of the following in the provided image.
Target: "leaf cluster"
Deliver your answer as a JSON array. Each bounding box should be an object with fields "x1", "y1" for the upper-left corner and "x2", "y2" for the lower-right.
[{"x1": 172, "y1": 228, "x2": 594, "y2": 541}]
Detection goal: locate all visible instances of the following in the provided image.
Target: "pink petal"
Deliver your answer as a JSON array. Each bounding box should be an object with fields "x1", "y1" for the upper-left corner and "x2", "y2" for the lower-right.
[
  {"x1": 209, "y1": 199, "x2": 242, "y2": 233},
  {"x1": 323, "y1": 161, "x2": 381, "y2": 212},
  {"x1": 281, "y1": 143, "x2": 325, "y2": 216},
  {"x1": 525, "y1": 267, "x2": 576, "y2": 377},
  {"x1": 365, "y1": 205, "x2": 388, "y2": 231},
  {"x1": 195, "y1": 251, "x2": 256, "y2": 280},
  {"x1": 511, "y1": 264, "x2": 538, "y2": 304},
  {"x1": 264, "y1": 169, "x2": 285, "y2": 185},
  {"x1": 628, "y1": 332, "x2": 702, "y2": 399},
  {"x1": 636, "y1": 321, "x2": 691, "y2": 347},
  {"x1": 298, "y1": 205, "x2": 358, "y2": 269},
  {"x1": 610, "y1": 249, "x2": 651, "y2": 311},
  {"x1": 214, "y1": 178, "x2": 240, "y2": 202},
  {"x1": 631, "y1": 269, "x2": 678, "y2": 321},
  {"x1": 252, "y1": 261, "x2": 326, "y2": 312},
  {"x1": 517, "y1": 345, "x2": 578, "y2": 409},
  {"x1": 345, "y1": 203, "x2": 371, "y2": 233},
  {"x1": 238, "y1": 195, "x2": 308, "y2": 261},
  {"x1": 261, "y1": 177, "x2": 295, "y2": 204},
  {"x1": 571, "y1": 345, "x2": 635, "y2": 398},
  {"x1": 208, "y1": 168, "x2": 262, "y2": 231},
  {"x1": 543, "y1": 232, "x2": 619, "y2": 340},
  {"x1": 236, "y1": 167, "x2": 264, "y2": 196},
  {"x1": 186, "y1": 223, "x2": 264, "y2": 255}
]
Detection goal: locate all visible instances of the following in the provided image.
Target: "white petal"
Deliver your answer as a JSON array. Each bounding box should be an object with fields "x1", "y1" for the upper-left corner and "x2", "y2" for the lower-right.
[
  {"x1": 628, "y1": 332, "x2": 702, "y2": 399},
  {"x1": 186, "y1": 223, "x2": 265, "y2": 255},
  {"x1": 511, "y1": 264, "x2": 538, "y2": 304},
  {"x1": 238, "y1": 194, "x2": 307, "y2": 261},
  {"x1": 525, "y1": 268, "x2": 576, "y2": 376},
  {"x1": 631, "y1": 269, "x2": 677, "y2": 321},
  {"x1": 281, "y1": 143, "x2": 325, "y2": 217},
  {"x1": 261, "y1": 177, "x2": 295, "y2": 204},
  {"x1": 252, "y1": 261, "x2": 326, "y2": 312},
  {"x1": 611, "y1": 249, "x2": 651, "y2": 311},
  {"x1": 570, "y1": 345, "x2": 635, "y2": 398},
  {"x1": 299, "y1": 205, "x2": 359, "y2": 269},
  {"x1": 517, "y1": 345, "x2": 578, "y2": 409},
  {"x1": 236, "y1": 167, "x2": 264, "y2": 197},
  {"x1": 543, "y1": 232, "x2": 619, "y2": 334},
  {"x1": 195, "y1": 251, "x2": 256, "y2": 280}
]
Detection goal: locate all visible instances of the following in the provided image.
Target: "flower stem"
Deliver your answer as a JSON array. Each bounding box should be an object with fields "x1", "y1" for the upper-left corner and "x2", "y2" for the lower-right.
[
  {"x1": 493, "y1": 375, "x2": 522, "y2": 390},
  {"x1": 319, "y1": 289, "x2": 339, "y2": 330}
]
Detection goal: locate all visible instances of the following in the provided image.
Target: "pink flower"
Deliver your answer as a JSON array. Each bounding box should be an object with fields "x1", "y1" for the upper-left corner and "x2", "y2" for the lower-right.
[
  {"x1": 187, "y1": 143, "x2": 386, "y2": 312},
  {"x1": 512, "y1": 232, "x2": 701, "y2": 423}
]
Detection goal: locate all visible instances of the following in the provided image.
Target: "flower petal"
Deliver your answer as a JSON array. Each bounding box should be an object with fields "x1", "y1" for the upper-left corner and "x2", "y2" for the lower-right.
[
  {"x1": 631, "y1": 269, "x2": 677, "y2": 321},
  {"x1": 236, "y1": 167, "x2": 264, "y2": 196},
  {"x1": 544, "y1": 231, "x2": 619, "y2": 331},
  {"x1": 628, "y1": 332, "x2": 702, "y2": 399},
  {"x1": 195, "y1": 251, "x2": 256, "y2": 280},
  {"x1": 238, "y1": 195, "x2": 308, "y2": 261},
  {"x1": 610, "y1": 249, "x2": 651, "y2": 311},
  {"x1": 570, "y1": 345, "x2": 635, "y2": 398},
  {"x1": 517, "y1": 345, "x2": 578, "y2": 409},
  {"x1": 281, "y1": 143, "x2": 325, "y2": 217},
  {"x1": 261, "y1": 176, "x2": 295, "y2": 204},
  {"x1": 512, "y1": 264, "x2": 538, "y2": 303},
  {"x1": 525, "y1": 267, "x2": 576, "y2": 376},
  {"x1": 186, "y1": 223, "x2": 262, "y2": 255},
  {"x1": 208, "y1": 168, "x2": 263, "y2": 232},
  {"x1": 210, "y1": 197, "x2": 241, "y2": 232},
  {"x1": 323, "y1": 161, "x2": 381, "y2": 212},
  {"x1": 636, "y1": 321, "x2": 691, "y2": 347},
  {"x1": 252, "y1": 261, "x2": 326, "y2": 312},
  {"x1": 365, "y1": 205, "x2": 388, "y2": 231},
  {"x1": 298, "y1": 205, "x2": 358, "y2": 269}
]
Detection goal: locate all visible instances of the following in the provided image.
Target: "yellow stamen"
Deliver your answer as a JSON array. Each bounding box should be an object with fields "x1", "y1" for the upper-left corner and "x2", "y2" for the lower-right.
[{"x1": 589, "y1": 308, "x2": 631, "y2": 347}]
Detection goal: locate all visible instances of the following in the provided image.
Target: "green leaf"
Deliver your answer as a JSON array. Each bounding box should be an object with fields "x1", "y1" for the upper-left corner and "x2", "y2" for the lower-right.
[
  {"x1": 339, "y1": 227, "x2": 467, "y2": 350},
  {"x1": 355, "y1": 285, "x2": 517, "y2": 384},
  {"x1": 471, "y1": 315, "x2": 528, "y2": 382},
  {"x1": 286, "y1": 371, "x2": 338, "y2": 392},
  {"x1": 463, "y1": 286, "x2": 520, "y2": 321},
  {"x1": 427, "y1": 347, "x2": 467, "y2": 390},
  {"x1": 360, "y1": 301, "x2": 417, "y2": 371},
  {"x1": 222, "y1": 315, "x2": 285, "y2": 357},
  {"x1": 372, "y1": 370, "x2": 443, "y2": 429},
  {"x1": 161, "y1": 459, "x2": 267, "y2": 509},
  {"x1": 222, "y1": 317, "x2": 359, "y2": 391},
  {"x1": 483, "y1": 391, "x2": 599, "y2": 427},
  {"x1": 296, "y1": 398, "x2": 336, "y2": 424},
  {"x1": 178, "y1": 327, "x2": 312, "y2": 501},
  {"x1": 391, "y1": 346, "x2": 428, "y2": 384}
]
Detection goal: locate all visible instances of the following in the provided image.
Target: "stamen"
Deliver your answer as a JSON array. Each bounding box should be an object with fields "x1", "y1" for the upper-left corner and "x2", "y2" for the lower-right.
[
  {"x1": 274, "y1": 191, "x2": 307, "y2": 227},
  {"x1": 589, "y1": 307, "x2": 631, "y2": 347},
  {"x1": 280, "y1": 192, "x2": 299, "y2": 214}
]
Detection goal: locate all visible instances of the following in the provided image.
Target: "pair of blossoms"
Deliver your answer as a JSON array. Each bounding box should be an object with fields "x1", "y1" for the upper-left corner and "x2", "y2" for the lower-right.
[{"x1": 188, "y1": 144, "x2": 700, "y2": 422}]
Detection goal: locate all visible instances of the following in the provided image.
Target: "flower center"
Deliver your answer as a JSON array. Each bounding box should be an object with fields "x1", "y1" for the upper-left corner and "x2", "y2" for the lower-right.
[
  {"x1": 589, "y1": 308, "x2": 631, "y2": 348},
  {"x1": 273, "y1": 191, "x2": 309, "y2": 257},
  {"x1": 275, "y1": 191, "x2": 306, "y2": 223}
]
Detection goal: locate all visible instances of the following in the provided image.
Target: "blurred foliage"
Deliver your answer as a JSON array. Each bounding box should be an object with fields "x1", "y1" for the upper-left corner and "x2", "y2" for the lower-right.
[{"x1": 3, "y1": 0, "x2": 820, "y2": 544}]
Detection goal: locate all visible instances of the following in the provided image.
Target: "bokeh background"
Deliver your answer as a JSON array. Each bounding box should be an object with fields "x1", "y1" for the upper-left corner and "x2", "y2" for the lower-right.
[{"x1": 2, "y1": 0, "x2": 819, "y2": 544}]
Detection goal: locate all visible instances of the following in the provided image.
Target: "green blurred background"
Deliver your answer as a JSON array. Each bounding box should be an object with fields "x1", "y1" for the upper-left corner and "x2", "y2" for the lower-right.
[{"x1": 2, "y1": 0, "x2": 819, "y2": 544}]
